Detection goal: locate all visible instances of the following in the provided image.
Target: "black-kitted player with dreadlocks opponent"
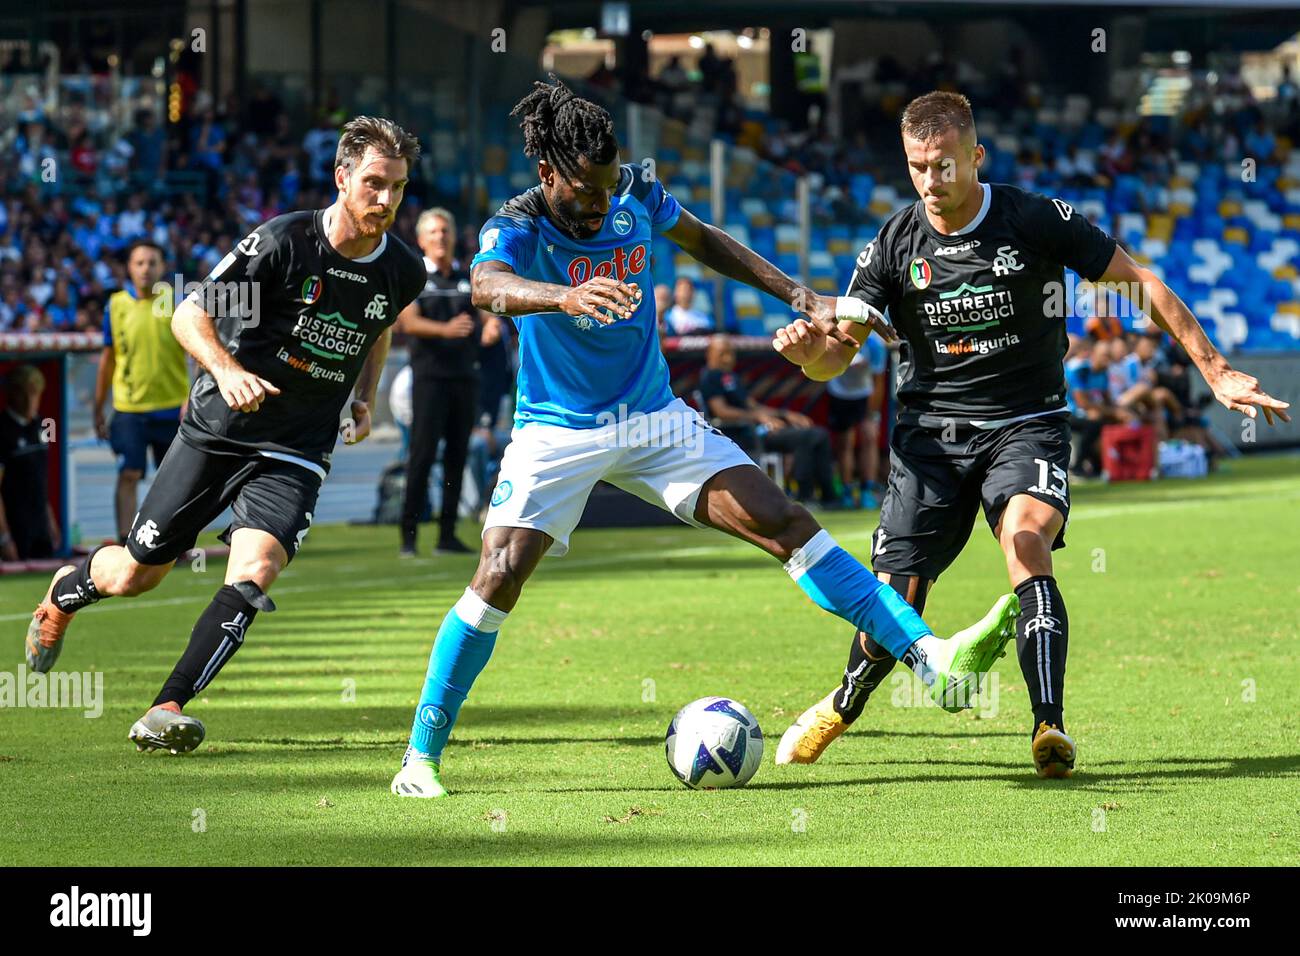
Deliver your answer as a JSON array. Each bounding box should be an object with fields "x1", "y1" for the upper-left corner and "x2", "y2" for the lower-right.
[
  {"x1": 23, "y1": 117, "x2": 427, "y2": 753},
  {"x1": 391, "y1": 77, "x2": 1026, "y2": 799},
  {"x1": 772, "y1": 92, "x2": 1289, "y2": 776}
]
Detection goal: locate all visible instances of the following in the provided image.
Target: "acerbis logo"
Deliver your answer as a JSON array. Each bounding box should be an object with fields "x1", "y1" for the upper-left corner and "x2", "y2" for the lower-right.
[
  {"x1": 612, "y1": 210, "x2": 634, "y2": 236},
  {"x1": 490, "y1": 480, "x2": 513, "y2": 506},
  {"x1": 236, "y1": 232, "x2": 260, "y2": 257},
  {"x1": 326, "y1": 267, "x2": 367, "y2": 283},
  {"x1": 934, "y1": 239, "x2": 980, "y2": 257},
  {"x1": 418, "y1": 704, "x2": 448, "y2": 730},
  {"x1": 219, "y1": 613, "x2": 249, "y2": 645},
  {"x1": 1052, "y1": 198, "x2": 1074, "y2": 221},
  {"x1": 857, "y1": 239, "x2": 877, "y2": 269}
]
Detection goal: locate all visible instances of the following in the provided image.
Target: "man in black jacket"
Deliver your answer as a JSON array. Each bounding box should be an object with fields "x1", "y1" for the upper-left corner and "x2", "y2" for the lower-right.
[{"x1": 397, "y1": 207, "x2": 500, "y2": 556}]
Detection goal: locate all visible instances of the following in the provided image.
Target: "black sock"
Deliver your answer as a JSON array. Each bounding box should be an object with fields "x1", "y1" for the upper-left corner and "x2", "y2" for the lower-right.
[
  {"x1": 832, "y1": 632, "x2": 898, "y2": 722},
  {"x1": 831, "y1": 576, "x2": 928, "y2": 722},
  {"x1": 1014, "y1": 575, "x2": 1068, "y2": 735},
  {"x1": 153, "y1": 585, "x2": 260, "y2": 708},
  {"x1": 50, "y1": 546, "x2": 107, "y2": 613}
]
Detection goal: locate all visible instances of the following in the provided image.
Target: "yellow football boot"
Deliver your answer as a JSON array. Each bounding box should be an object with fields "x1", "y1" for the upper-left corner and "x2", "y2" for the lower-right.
[
  {"x1": 1032, "y1": 721, "x2": 1076, "y2": 778},
  {"x1": 775, "y1": 691, "x2": 849, "y2": 765}
]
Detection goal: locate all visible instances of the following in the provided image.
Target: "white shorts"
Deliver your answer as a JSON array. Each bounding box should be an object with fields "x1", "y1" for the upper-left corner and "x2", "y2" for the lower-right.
[{"x1": 483, "y1": 397, "x2": 757, "y2": 557}]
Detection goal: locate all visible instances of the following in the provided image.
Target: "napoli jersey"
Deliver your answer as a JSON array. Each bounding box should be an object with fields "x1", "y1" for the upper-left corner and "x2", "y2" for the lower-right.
[{"x1": 472, "y1": 165, "x2": 682, "y2": 428}]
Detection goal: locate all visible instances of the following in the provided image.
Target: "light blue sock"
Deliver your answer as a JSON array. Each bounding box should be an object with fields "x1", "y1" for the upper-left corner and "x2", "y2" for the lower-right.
[
  {"x1": 407, "y1": 588, "x2": 506, "y2": 761},
  {"x1": 784, "y1": 529, "x2": 930, "y2": 660}
]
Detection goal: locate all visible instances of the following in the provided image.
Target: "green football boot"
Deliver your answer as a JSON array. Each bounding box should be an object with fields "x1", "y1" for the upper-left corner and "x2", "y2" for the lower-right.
[
  {"x1": 391, "y1": 748, "x2": 448, "y2": 798},
  {"x1": 925, "y1": 593, "x2": 1020, "y2": 713}
]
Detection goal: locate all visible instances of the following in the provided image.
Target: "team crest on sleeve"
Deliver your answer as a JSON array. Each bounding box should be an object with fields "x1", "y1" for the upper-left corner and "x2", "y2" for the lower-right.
[
  {"x1": 909, "y1": 257, "x2": 932, "y2": 290},
  {"x1": 481, "y1": 228, "x2": 500, "y2": 252},
  {"x1": 236, "y1": 232, "x2": 261, "y2": 257}
]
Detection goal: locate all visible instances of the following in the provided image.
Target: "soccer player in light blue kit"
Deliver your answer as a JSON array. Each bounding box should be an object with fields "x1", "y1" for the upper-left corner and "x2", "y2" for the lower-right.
[{"x1": 391, "y1": 77, "x2": 1020, "y2": 797}]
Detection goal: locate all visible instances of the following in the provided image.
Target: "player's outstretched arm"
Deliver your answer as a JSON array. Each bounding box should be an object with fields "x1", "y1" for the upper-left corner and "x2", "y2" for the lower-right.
[
  {"x1": 664, "y1": 209, "x2": 866, "y2": 347},
  {"x1": 171, "y1": 296, "x2": 280, "y2": 413},
  {"x1": 471, "y1": 260, "x2": 637, "y2": 322},
  {"x1": 1098, "y1": 246, "x2": 1291, "y2": 424}
]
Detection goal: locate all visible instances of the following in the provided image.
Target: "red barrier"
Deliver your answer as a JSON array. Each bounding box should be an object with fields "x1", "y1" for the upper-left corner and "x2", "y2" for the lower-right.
[{"x1": 1101, "y1": 424, "x2": 1157, "y2": 482}]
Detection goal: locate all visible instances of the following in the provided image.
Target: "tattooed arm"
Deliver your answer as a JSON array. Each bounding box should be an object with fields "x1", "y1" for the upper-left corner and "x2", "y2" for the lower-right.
[
  {"x1": 664, "y1": 209, "x2": 858, "y2": 345},
  {"x1": 471, "y1": 260, "x2": 637, "y2": 323}
]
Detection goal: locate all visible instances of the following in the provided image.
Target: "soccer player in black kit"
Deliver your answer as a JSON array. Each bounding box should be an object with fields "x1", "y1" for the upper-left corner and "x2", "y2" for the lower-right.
[
  {"x1": 23, "y1": 116, "x2": 426, "y2": 753},
  {"x1": 773, "y1": 92, "x2": 1289, "y2": 777}
]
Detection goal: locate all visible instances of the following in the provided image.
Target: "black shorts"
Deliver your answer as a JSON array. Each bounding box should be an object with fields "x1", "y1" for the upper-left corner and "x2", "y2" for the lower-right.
[
  {"x1": 125, "y1": 437, "x2": 322, "y2": 566},
  {"x1": 826, "y1": 395, "x2": 869, "y2": 433},
  {"x1": 872, "y1": 414, "x2": 1072, "y2": 581}
]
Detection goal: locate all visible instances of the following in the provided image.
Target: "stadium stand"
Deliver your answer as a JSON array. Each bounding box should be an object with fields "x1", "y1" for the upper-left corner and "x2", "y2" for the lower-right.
[{"x1": 6, "y1": 46, "x2": 1299, "y2": 353}]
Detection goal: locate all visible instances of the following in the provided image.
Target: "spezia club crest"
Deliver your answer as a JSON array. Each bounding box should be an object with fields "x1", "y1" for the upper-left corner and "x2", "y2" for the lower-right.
[
  {"x1": 612, "y1": 210, "x2": 634, "y2": 236},
  {"x1": 301, "y1": 275, "x2": 322, "y2": 304},
  {"x1": 909, "y1": 257, "x2": 932, "y2": 290}
]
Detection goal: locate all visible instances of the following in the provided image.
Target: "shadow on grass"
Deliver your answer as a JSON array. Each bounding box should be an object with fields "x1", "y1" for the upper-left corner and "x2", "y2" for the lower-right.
[
  {"x1": 746, "y1": 752, "x2": 1300, "y2": 793},
  {"x1": 196, "y1": 734, "x2": 666, "y2": 755}
]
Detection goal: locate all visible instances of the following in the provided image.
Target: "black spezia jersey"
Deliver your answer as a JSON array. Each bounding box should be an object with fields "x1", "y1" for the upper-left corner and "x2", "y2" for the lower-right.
[
  {"x1": 847, "y1": 183, "x2": 1116, "y2": 426},
  {"x1": 182, "y1": 209, "x2": 425, "y2": 467}
]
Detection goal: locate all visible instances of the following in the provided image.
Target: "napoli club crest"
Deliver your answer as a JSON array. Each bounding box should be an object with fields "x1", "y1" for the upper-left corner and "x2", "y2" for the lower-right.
[
  {"x1": 491, "y1": 480, "x2": 513, "y2": 507},
  {"x1": 418, "y1": 704, "x2": 448, "y2": 730},
  {"x1": 612, "y1": 210, "x2": 634, "y2": 236}
]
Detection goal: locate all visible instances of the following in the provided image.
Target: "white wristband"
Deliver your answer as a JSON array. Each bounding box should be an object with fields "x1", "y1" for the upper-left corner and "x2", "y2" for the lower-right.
[{"x1": 835, "y1": 296, "x2": 872, "y2": 324}]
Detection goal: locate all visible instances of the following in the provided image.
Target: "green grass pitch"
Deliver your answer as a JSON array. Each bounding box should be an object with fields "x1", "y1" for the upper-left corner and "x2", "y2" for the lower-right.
[{"x1": 1, "y1": 456, "x2": 1297, "y2": 866}]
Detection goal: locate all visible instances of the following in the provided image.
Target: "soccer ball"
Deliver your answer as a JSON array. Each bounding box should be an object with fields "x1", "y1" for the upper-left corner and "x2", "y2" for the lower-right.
[{"x1": 665, "y1": 696, "x2": 763, "y2": 790}]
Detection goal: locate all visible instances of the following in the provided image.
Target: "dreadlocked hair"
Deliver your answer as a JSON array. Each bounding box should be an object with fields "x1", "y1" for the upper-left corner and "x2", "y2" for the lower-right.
[{"x1": 510, "y1": 74, "x2": 618, "y2": 183}]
